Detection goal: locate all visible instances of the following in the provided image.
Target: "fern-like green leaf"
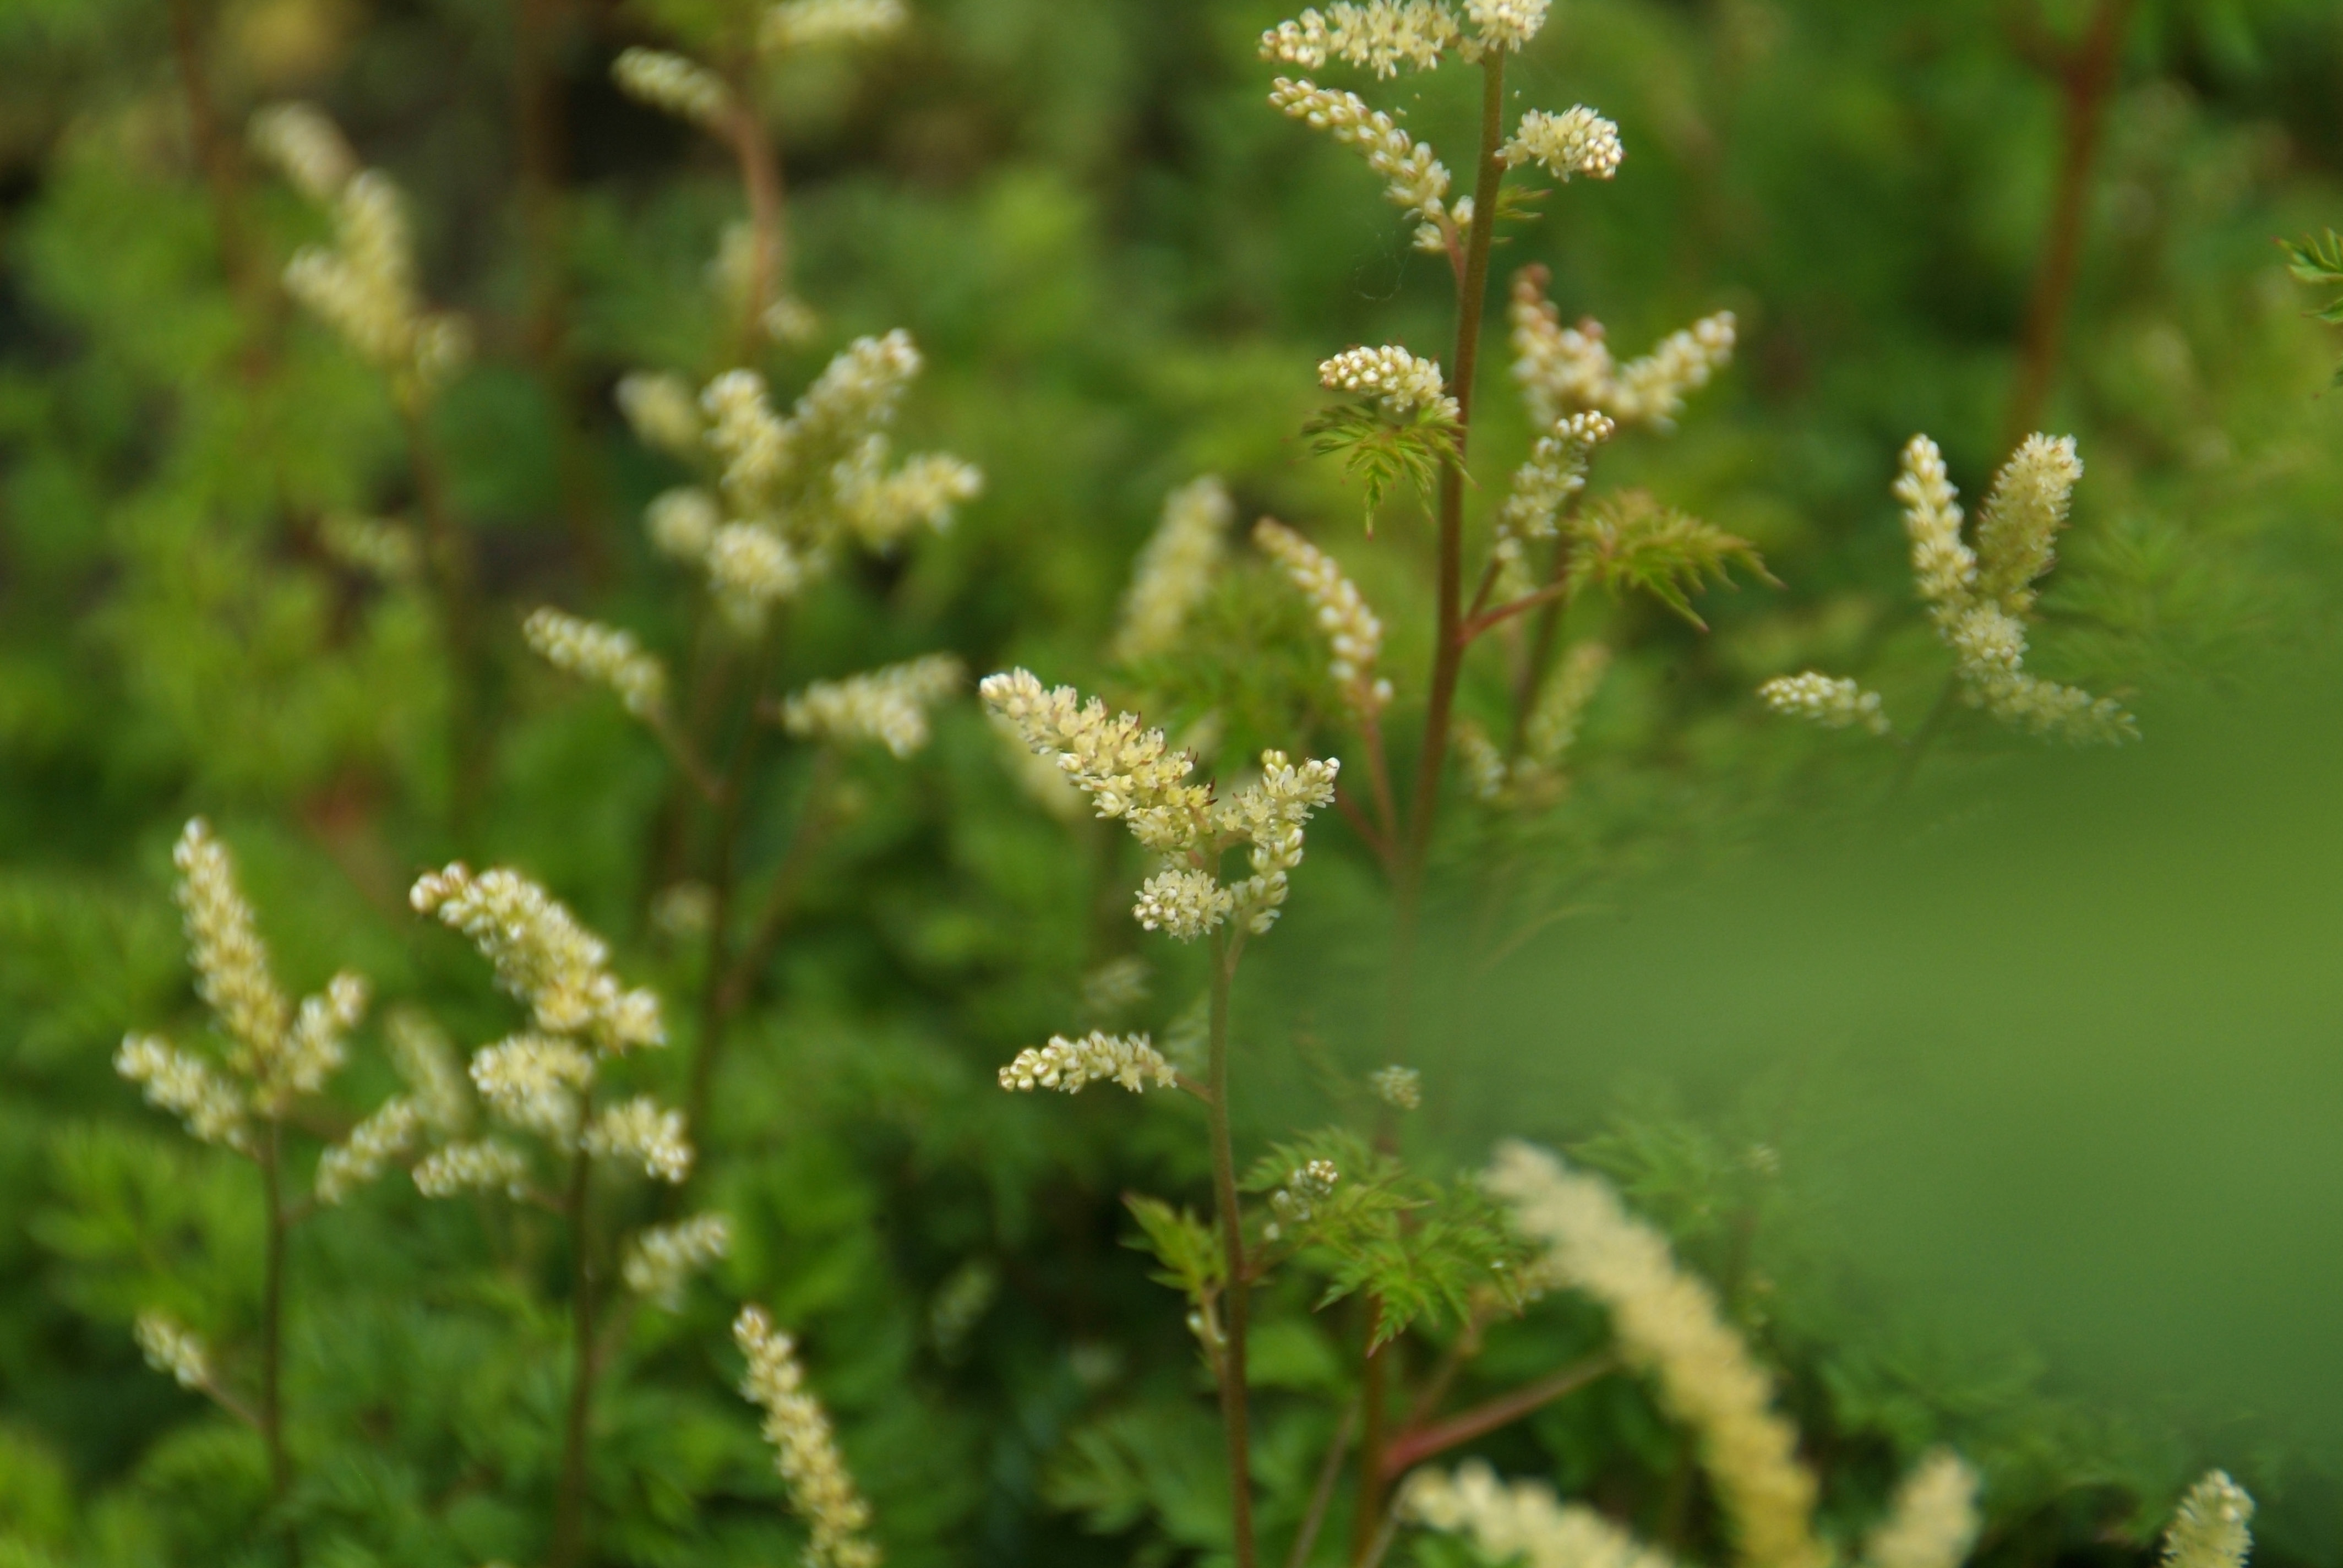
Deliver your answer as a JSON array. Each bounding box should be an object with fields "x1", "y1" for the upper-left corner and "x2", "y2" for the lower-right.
[
  {"x1": 1123, "y1": 1194, "x2": 1223, "y2": 1299},
  {"x1": 1565, "y1": 489, "x2": 1777, "y2": 629},
  {"x1": 1303, "y1": 400, "x2": 1462, "y2": 531}
]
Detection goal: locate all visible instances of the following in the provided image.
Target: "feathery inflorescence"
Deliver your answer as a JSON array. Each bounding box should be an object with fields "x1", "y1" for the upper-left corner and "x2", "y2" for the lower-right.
[
  {"x1": 998, "y1": 1032, "x2": 1178, "y2": 1095},
  {"x1": 781, "y1": 655, "x2": 964, "y2": 758},
  {"x1": 1116, "y1": 478, "x2": 1237, "y2": 662},
  {"x1": 735, "y1": 1306, "x2": 881, "y2": 1568},
  {"x1": 2162, "y1": 1472, "x2": 2254, "y2": 1568},
  {"x1": 1488, "y1": 1142, "x2": 1827, "y2": 1568}
]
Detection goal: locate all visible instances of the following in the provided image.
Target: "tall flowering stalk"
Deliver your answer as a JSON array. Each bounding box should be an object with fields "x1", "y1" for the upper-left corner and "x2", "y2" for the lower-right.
[
  {"x1": 1257, "y1": 0, "x2": 1763, "y2": 1527},
  {"x1": 406, "y1": 862, "x2": 717, "y2": 1568},
  {"x1": 116, "y1": 820, "x2": 373, "y2": 1527},
  {"x1": 983, "y1": 668, "x2": 1340, "y2": 1568},
  {"x1": 248, "y1": 102, "x2": 488, "y2": 830},
  {"x1": 562, "y1": 6, "x2": 980, "y2": 1146}
]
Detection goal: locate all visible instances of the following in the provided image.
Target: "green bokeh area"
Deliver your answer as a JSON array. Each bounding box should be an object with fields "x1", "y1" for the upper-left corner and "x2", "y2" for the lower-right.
[{"x1": 2, "y1": 0, "x2": 2342, "y2": 1565}]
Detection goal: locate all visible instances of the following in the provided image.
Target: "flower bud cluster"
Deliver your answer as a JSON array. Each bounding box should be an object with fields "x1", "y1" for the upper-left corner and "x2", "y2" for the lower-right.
[
  {"x1": 257, "y1": 107, "x2": 472, "y2": 400},
  {"x1": 1267, "y1": 1158, "x2": 1341, "y2": 1234},
  {"x1": 982, "y1": 673, "x2": 1338, "y2": 945},
  {"x1": 1488, "y1": 1142, "x2": 1827, "y2": 1568},
  {"x1": 412, "y1": 1140, "x2": 531, "y2": 1199},
  {"x1": 618, "y1": 336, "x2": 974, "y2": 634},
  {"x1": 1253, "y1": 520, "x2": 1392, "y2": 719},
  {"x1": 319, "y1": 514, "x2": 421, "y2": 583},
  {"x1": 612, "y1": 47, "x2": 732, "y2": 130},
  {"x1": 2163, "y1": 1472, "x2": 2254, "y2": 1568},
  {"x1": 1502, "y1": 106, "x2": 1622, "y2": 182},
  {"x1": 618, "y1": 372, "x2": 707, "y2": 459},
  {"x1": 412, "y1": 864, "x2": 664, "y2": 1050},
  {"x1": 998, "y1": 1031, "x2": 1178, "y2": 1095},
  {"x1": 1463, "y1": 0, "x2": 1549, "y2": 50},
  {"x1": 1115, "y1": 477, "x2": 1236, "y2": 662},
  {"x1": 585, "y1": 1096, "x2": 694, "y2": 1183},
  {"x1": 1774, "y1": 435, "x2": 2133, "y2": 746},
  {"x1": 734, "y1": 1306, "x2": 881, "y2": 1568},
  {"x1": 134, "y1": 1311, "x2": 213, "y2": 1392},
  {"x1": 624, "y1": 1213, "x2": 732, "y2": 1309},
  {"x1": 1318, "y1": 344, "x2": 1457, "y2": 421},
  {"x1": 524, "y1": 608, "x2": 668, "y2": 719},
  {"x1": 1260, "y1": 2, "x2": 1460, "y2": 78},
  {"x1": 782, "y1": 654, "x2": 964, "y2": 758},
  {"x1": 116, "y1": 1035, "x2": 250, "y2": 1152},
  {"x1": 1499, "y1": 411, "x2": 1616, "y2": 543},
  {"x1": 249, "y1": 103, "x2": 357, "y2": 202},
  {"x1": 1268, "y1": 79, "x2": 1452, "y2": 224},
  {"x1": 1371, "y1": 1064, "x2": 1422, "y2": 1109},
  {"x1": 763, "y1": 0, "x2": 908, "y2": 51},
  {"x1": 470, "y1": 1034, "x2": 596, "y2": 1145},
  {"x1": 1756, "y1": 673, "x2": 1889, "y2": 737},
  {"x1": 1866, "y1": 1451, "x2": 1982, "y2": 1568},
  {"x1": 1403, "y1": 1461, "x2": 1677, "y2": 1568},
  {"x1": 1512, "y1": 278, "x2": 1737, "y2": 431}
]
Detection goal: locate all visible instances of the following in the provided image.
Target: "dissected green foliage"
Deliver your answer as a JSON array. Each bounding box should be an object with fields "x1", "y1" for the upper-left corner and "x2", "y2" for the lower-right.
[{"x1": 0, "y1": 0, "x2": 2339, "y2": 1566}]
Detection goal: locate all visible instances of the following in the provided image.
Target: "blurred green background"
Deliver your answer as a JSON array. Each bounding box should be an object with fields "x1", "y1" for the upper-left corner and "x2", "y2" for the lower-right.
[{"x1": 1, "y1": 0, "x2": 2341, "y2": 1565}]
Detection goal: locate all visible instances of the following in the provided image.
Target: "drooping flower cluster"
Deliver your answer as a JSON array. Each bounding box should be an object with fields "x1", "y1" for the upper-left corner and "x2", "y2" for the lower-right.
[
  {"x1": 612, "y1": 47, "x2": 732, "y2": 130},
  {"x1": 980, "y1": 671, "x2": 1339, "y2": 940},
  {"x1": 1757, "y1": 672, "x2": 1890, "y2": 737},
  {"x1": 134, "y1": 1311, "x2": 214, "y2": 1392},
  {"x1": 116, "y1": 820, "x2": 372, "y2": 1151},
  {"x1": 1498, "y1": 410, "x2": 1617, "y2": 549},
  {"x1": 412, "y1": 865, "x2": 663, "y2": 1050},
  {"x1": 764, "y1": 0, "x2": 908, "y2": 51},
  {"x1": 623, "y1": 336, "x2": 980, "y2": 634},
  {"x1": 734, "y1": 1305, "x2": 881, "y2": 1568},
  {"x1": 623, "y1": 1213, "x2": 733, "y2": 1309},
  {"x1": 1503, "y1": 106, "x2": 1623, "y2": 182},
  {"x1": 1511, "y1": 270, "x2": 1737, "y2": 430},
  {"x1": 2161, "y1": 1472, "x2": 2254, "y2": 1568},
  {"x1": 524, "y1": 608, "x2": 669, "y2": 720},
  {"x1": 1254, "y1": 519, "x2": 1393, "y2": 720},
  {"x1": 1268, "y1": 79, "x2": 1453, "y2": 239},
  {"x1": 1319, "y1": 344, "x2": 1458, "y2": 421},
  {"x1": 780, "y1": 654, "x2": 964, "y2": 758},
  {"x1": 252, "y1": 104, "x2": 470, "y2": 401},
  {"x1": 1115, "y1": 477, "x2": 1237, "y2": 662},
  {"x1": 1260, "y1": 1, "x2": 1460, "y2": 77},
  {"x1": 998, "y1": 1031, "x2": 1178, "y2": 1095},
  {"x1": 1487, "y1": 1141, "x2": 1827, "y2": 1568},
  {"x1": 1404, "y1": 1460, "x2": 1681, "y2": 1568},
  {"x1": 1766, "y1": 435, "x2": 2135, "y2": 747},
  {"x1": 405, "y1": 865, "x2": 690, "y2": 1199}
]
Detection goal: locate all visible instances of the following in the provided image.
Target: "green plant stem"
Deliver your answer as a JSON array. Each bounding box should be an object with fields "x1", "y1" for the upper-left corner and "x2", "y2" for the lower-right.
[
  {"x1": 402, "y1": 403, "x2": 487, "y2": 842},
  {"x1": 1349, "y1": 1297, "x2": 1387, "y2": 1565},
  {"x1": 165, "y1": 0, "x2": 277, "y2": 355},
  {"x1": 1377, "y1": 1352, "x2": 1615, "y2": 1477},
  {"x1": 1287, "y1": 1400, "x2": 1359, "y2": 1568},
  {"x1": 511, "y1": 0, "x2": 609, "y2": 585},
  {"x1": 1887, "y1": 674, "x2": 1960, "y2": 801},
  {"x1": 723, "y1": 83, "x2": 788, "y2": 360},
  {"x1": 682, "y1": 638, "x2": 787, "y2": 1146},
  {"x1": 1205, "y1": 930, "x2": 1256, "y2": 1568},
  {"x1": 548, "y1": 1126, "x2": 598, "y2": 1568},
  {"x1": 2004, "y1": 0, "x2": 2138, "y2": 449},
  {"x1": 260, "y1": 1122, "x2": 292, "y2": 1512},
  {"x1": 1395, "y1": 51, "x2": 1508, "y2": 1000}
]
